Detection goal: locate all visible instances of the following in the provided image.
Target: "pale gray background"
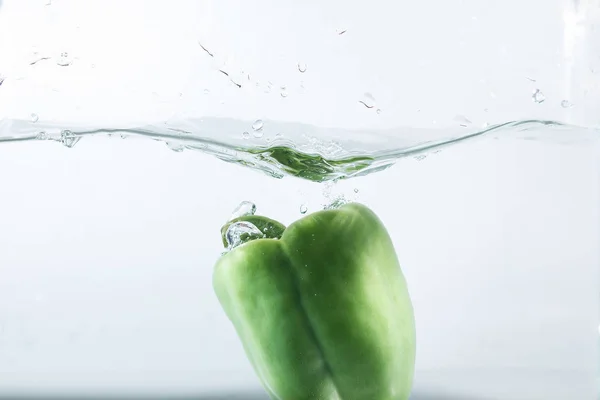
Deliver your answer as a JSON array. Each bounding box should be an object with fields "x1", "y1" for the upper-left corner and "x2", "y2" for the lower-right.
[{"x1": 0, "y1": 0, "x2": 598, "y2": 399}]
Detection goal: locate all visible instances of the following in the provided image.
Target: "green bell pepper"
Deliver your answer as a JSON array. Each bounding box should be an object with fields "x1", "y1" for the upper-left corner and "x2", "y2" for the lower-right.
[{"x1": 213, "y1": 203, "x2": 416, "y2": 400}]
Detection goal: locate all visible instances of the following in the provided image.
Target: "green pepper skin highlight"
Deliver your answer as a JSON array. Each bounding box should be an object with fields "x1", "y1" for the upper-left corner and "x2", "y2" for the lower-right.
[{"x1": 213, "y1": 203, "x2": 416, "y2": 400}]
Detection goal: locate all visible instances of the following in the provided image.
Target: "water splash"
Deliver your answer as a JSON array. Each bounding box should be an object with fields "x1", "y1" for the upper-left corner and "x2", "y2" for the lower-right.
[{"x1": 0, "y1": 118, "x2": 595, "y2": 182}]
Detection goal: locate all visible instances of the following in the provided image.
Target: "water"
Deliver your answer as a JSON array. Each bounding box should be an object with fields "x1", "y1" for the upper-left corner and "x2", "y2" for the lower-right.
[
  {"x1": 1, "y1": 117, "x2": 596, "y2": 183},
  {"x1": 0, "y1": 120, "x2": 597, "y2": 399}
]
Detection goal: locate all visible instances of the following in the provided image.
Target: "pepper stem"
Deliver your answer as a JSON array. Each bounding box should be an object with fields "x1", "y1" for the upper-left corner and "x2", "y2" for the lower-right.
[{"x1": 220, "y1": 216, "x2": 287, "y2": 248}]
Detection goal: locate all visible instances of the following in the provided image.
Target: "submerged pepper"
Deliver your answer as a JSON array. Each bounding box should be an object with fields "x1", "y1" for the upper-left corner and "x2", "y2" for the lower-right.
[{"x1": 213, "y1": 203, "x2": 416, "y2": 400}]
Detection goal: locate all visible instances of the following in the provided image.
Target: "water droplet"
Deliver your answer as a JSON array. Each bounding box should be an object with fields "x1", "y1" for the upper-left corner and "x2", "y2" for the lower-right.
[
  {"x1": 242, "y1": 131, "x2": 250, "y2": 139},
  {"x1": 60, "y1": 130, "x2": 80, "y2": 148},
  {"x1": 29, "y1": 54, "x2": 51, "y2": 65},
  {"x1": 482, "y1": 122, "x2": 490, "y2": 128},
  {"x1": 561, "y1": 99, "x2": 574, "y2": 108},
  {"x1": 280, "y1": 86, "x2": 288, "y2": 98},
  {"x1": 264, "y1": 81, "x2": 273, "y2": 94},
  {"x1": 30, "y1": 113, "x2": 39, "y2": 123},
  {"x1": 298, "y1": 63, "x2": 307, "y2": 73},
  {"x1": 526, "y1": 76, "x2": 536, "y2": 82},
  {"x1": 166, "y1": 142, "x2": 185, "y2": 152},
  {"x1": 415, "y1": 154, "x2": 427, "y2": 161},
  {"x1": 359, "y1": 92, "x2": 376, "y2": 108},
  {"x1": 120, "y1": 134, "x2": 127, "y2": 139},
  {"x1": 532, "y1": 89, "x2": 545, "y2": 103},
  {"x1": 252, "y1": 119, "x2": 264, "y2": 131},
  {"x1": 376, "y1": 108, "x2": 382, "y2": 114},
  {"x1": 56, "y1": 52, "x2": 72, "y2": 67},
  {"x1": 353, "y1": 188, "x2": 359, "y2": 193},
  {"x1": 36, "y1": 131, "x2": 47, "y2": 140},
  {"x1": 229, "y1": 201, "x2": 257, "y2": 221},
  {"x1": 228, "y1": 72, "x2": 243, "y2": 88},
  {"x1": 337, "y1": 29, "x2": 347, "y2": 35},
  {"x1": 300, "y1": 204, "x2": 308, "y2": 214},
  {"x1": 203, "y1": 88, "x2": 210, "y2": 95},
  {"x1": 90, "y1": 64, "x2": 96, "y2": 69},
  {"x1": 0, "y1": 76, "x2": 4, "y2": 86},
  {"x1": 225, "y1": 221, "x2": 264, "y2": 250}
]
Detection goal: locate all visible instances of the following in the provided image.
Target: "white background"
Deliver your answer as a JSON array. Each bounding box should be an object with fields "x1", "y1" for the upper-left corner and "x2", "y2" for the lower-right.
[{"x1": 0, "y1": 1, "x2": 598, "y2": 399}]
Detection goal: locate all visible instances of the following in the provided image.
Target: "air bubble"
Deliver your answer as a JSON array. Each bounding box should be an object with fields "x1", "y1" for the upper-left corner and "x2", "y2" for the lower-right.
[
  {"x1": 324, "y1": 196, "x2": 348, "y2": 210},
  {"x1": 225, "y1": 221, "x2": 264, "y2": 250},
  {"x1": 60, "y1": 130, "x2": 80, "y2": 148},
  {"x1": 298, "y1": 63, "x2": 307, "y2": 73},
  {"x1": 280, "y1": 86, "x2": 288, "y2": 98},
  {"x1": 30, "y1": 113, "x2": 39, "y2": 123},
  {"x1": 242, "y1": 131, "x2": 250, "y2": 139},
  {"x1": 300, "y1": 204, "x2": 308, "y2": 214}
]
